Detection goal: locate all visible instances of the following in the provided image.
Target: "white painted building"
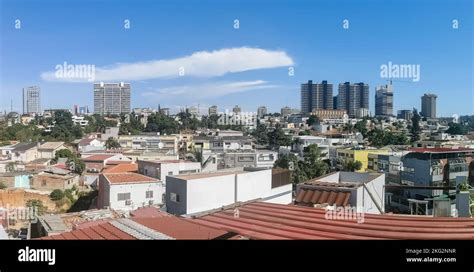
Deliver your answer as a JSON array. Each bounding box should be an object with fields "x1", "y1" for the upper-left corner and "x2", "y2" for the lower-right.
[
  {"x1": 166, "y1": 168, "x2": 292, "y2": 215},
  {"x1": 295, "y1": 172, "x2": 385, "y2": 214},
  {"x1": 97, "y1": 172, "x2": 165, "y2": 211},
  {"x1": 137, "y1": 160, "x2": 201, "y2": 184}
]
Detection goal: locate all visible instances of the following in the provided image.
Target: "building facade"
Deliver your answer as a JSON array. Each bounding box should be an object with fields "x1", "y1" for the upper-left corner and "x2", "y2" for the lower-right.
[
  {"x1": 300, "y1": 80, "x2": 334, "y2": 114},
  {"x1": 22, "y1": 86, "x2": 41, "y2": 115},
  {"x1": 375, "y1": 83, "x2": 394, "y2": 117},
  {"x1": 93, "y1": 82, "x2": 131, "y2": 115},
  {"x1": 421, "y1": 93, "x2": 437, "y2": 119},
  {"x1": 337, "y1": 82, "x2": 369, "y2": 118}
]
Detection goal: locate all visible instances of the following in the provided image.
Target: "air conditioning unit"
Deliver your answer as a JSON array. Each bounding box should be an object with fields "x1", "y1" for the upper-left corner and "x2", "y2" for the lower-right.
[{"x1": 125, "y1": 200, "x2": 132, "y2": 206}]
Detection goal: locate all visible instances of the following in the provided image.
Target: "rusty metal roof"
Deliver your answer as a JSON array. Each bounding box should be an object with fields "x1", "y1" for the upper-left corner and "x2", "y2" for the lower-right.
[{"x1": 190, "y1": 202, "x2": 474, "y2": 240}]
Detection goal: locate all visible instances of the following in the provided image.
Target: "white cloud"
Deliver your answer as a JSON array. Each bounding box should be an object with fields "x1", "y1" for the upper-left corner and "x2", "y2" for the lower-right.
[
  {"x1": 41, "y1": 47, "x2": 294, "y2": 82},
  {"x1": 142, "y1": 80, "x2": 276, "y2": 99}
]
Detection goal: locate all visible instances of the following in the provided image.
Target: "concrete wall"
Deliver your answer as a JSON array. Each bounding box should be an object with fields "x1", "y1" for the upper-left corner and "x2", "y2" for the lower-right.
[
  {"x1": 103, "y1": 181, "x2": 164, "y2": 211},
  {"x1": 166, "y1": 169, "x2": 292, "y2": 215},
  {"x1": 355, "y1": 174, "x2": 385, "y2": 214},
  {"x1": 165, "y1": 176, "x2": 188, "y2": 215}
]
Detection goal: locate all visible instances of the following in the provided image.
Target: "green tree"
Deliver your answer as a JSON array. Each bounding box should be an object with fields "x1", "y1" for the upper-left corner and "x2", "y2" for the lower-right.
[
  {"x1": 354, "y1": 120, "x2": 368, "y2": 138},
  {"x1": 50, "y1": 189, "x2": 65, "y2": 201},
  {"x1": 302, "y1": 144, "x2": 330, "y2": 179},
  {"x1": 306, "y1": 115, "x2": 319, "y2": 126},
  {"x1": 410, "y1": 109, "x2": 421, "y2": 143},
  {"x1": 445, "y1": 122, "x2": 466, "y2": 135},
  {"x1": 26, "y1": 199, "x2": 46, "y2": 215},
  {"x1": 343, "y1": 160, "x2": 363, "y2": 172},
  {"x1": 252, "y1": 124, "x2": 269, "y2": 145},
  {"x1": 0, "y1": 182, "x2": 7, "y2": 189},
  {"x1": 105, "y1": 137, "x2": 121, "y2": 149},
  {"x1": 268, "y1": 127, "x2": 292, "y2": 149}
]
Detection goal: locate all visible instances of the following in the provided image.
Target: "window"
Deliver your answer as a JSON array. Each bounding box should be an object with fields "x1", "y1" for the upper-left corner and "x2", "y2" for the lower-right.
[
  {"x1": 117, "y1": 192, "x2": 131, "y2": 201},
  {"x1": 170, "y1": 193, "x2": 180, "y2": 203},
  {"x1": 42, "y1": 180, "x2": 47, "y2": 186},
  {"x1": 168, "y1": 171, "x2": 173, "y2": 175},
  {"x1": 238, "y1": 156, "x2": 254, "y2": 162},
  {"x1": 145, "y1": 190, "x2": 153, "y2": 198}
]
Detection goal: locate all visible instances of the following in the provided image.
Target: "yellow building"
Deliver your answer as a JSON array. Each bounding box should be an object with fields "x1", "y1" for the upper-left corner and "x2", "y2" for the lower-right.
[{"x1": 336, "y1": 148, "x2": 389, "y2": 172}]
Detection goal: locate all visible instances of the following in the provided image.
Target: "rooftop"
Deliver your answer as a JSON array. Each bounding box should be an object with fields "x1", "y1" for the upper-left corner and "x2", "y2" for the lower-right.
[
  {"x1": 172, "y1": 170, "x2": 247, "y2": 181},
  {"x1": 12, "y1": 142, "x2": 37, "y2": 152},
  {"x1": 103, "y1": 172, "x2": 159, "y2": 184},
  {"x1": 102, "y1": 163, "x2": 138, "y2": 174},
  {"x1": 38, "y1": 141, "x2": 64, "y2": 150},
  {"x1": 39, "y1": 216, "x2": 231, "y2": 240},
  {"x1": 190, "y1": 202, "x2": 474, "y2": 240},
  {"x1": 83, "y1": 154, "x2": 115, "y2": 162},
  {"x1": 408, "y1": 147, "x2": 474, "y2": 153}
]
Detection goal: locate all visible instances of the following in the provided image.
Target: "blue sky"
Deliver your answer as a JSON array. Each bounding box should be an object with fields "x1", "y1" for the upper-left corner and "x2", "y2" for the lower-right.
[{"x1": 0, "y1": 0, "x2": 472, "y2": 116}]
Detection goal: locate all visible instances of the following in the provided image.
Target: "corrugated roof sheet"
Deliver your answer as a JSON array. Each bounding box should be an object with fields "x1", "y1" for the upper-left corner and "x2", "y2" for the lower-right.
[
  {"x1": 295, "y1": 189, "x2": 351, "y2": 207},
  {"x1": 40, "y1": 215, "x2": 232, "y2": 240},
  {"x1": 190, "y1": 202, "x2": 474, "y2": 240}
]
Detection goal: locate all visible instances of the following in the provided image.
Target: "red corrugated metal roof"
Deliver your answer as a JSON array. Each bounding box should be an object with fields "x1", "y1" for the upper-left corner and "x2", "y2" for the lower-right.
[
  {"x1": 39, "y1": 215, "x2": 233, "y2": 240},
  {"x1": 84, "y1": 155, "x2": 115, "y2": 162},
  {"x1": 408, "y1": 147, "x2": 474, "y2": 153},
  {"x1": 296, "y1": 189, "x2": 351, "y2": 207},
  {"x1": 190, "y1": 202, "x2": 474, "y2": 240}
]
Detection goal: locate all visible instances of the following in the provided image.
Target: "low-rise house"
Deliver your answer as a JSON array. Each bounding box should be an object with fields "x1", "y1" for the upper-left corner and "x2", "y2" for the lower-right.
[
  {"x1": 221, "y1": 150, "x2": 278, "y2": 169},
  {"x1": 166, "y1": 168, "x2": 292, "y2": 216},
  {"x1": 97, "y1": 172, "x2": 164, "y2": 211},
  {"x1": 83, "y1": 154, "x2": 132, "y2": 173},
  {"x1": 335, "y1": 147, "x2": 390, "y2": 172},
  {"x1": 10, "y1": 142, "x2": 38, "y2": 163},
  {"x1": 31, "y1": 168, "x2": 80, "y2": 191},
  {"x1": 78, "y1": 138, "x2": 105, "y2": 153},
  {"x1": 37, "y1": 141, "x2": 67, "y2": 159},
  {"x1": 137, "y1": 160, "x2": 201, "y2": 183},
  {"x1": 295, "y1": 171, "x2": 385, "y2": 214}
]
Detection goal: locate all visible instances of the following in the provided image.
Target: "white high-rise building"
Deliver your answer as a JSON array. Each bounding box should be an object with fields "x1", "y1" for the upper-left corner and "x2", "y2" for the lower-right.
[
  {"x1": 94, "y1": 82, "x2": 131, "y2": 115},
  {"x1": 22, "y1": 86, "x2": 41, "y2": 115}
]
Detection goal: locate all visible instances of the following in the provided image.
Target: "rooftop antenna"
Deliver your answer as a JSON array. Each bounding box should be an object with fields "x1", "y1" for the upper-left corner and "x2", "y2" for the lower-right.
[{"x1": 10, "y1": 100, "x2": 13, "y2": 113}]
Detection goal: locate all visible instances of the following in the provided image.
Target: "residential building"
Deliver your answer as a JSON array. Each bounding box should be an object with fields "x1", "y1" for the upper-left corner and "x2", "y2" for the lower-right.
[
  {"x1": 421, "y1": 93, "x2": 437, "y2": 119},
  {"x1": 22, "y1": 86, "x2": 41, "y2": 115},
  {"x1": 37, "y1": 142, "x2": 67, "y2": 159},
  {"x1": 230, "y1": 105, "x2": 241, "y2": 115},
  {"x1": 166, "y1": 168, "x2": 292, "y2": 215},
  {"x1": 97, "y1": 172, "x2": 164, "y2": 210},
  {"x1": 335, "y1": 148, "x2": 390, "y2": 172},
  {"x1": 72, "y1": 116, "x2": 89, "y2": 127},
  {"x1": 31, "y1": 168, "x2": 80, "y2": 191},
  {"x1": 221, "y1": 150, "x2": 278, "y2": 169},
  {"x1": 137, "y1": 160, "x2": 201, "y2": 183},
  {"x1": 93, "y1": 82, "x2": 131, "y2": 115},
  {"x1": 208, "y1": 105, "x2": 218, "y2": 116},
  {"x1": 83, "y1": 154, "x2": 132, "y2": 173},
  {"x1": 10, "y1": 142, "x2": 38, "y2": 163},
  {"x1": 337, "y1": 82, "x2": 369, "y2": 118},
  {"x1": 397, "y1": 109, "x2": 414, "y2": 121},
  {"x1": 188, "y1": 106, "x2": 199, "y2": 117},
  {"x1": 281, "y1": 106, "x2": 292, "y2": 117},
  {"x1": 375, "y1": 82, "x2": 394, "y2": 117},
  {"x1": 311, "y1": 109, "x2": 347, "y2": 121},
  {"x1": 400, "y1": 148, "x2": 474, "y2": 200},
  {"x1": 257, "y1": 106, "x2": 267, "y2": 118},
  {"x1": 295, "y1": 171, "x2": 385, "y2": 214},
  {"x1": 300, "y1": 80, "x2": 334, "y2": 114},
  {"x1": 101, "y1": 127, "x2": 119, "y2": 140},
  {"x1": 77, "y1": 138, "x2": 105, "y2": 153},
  {"x1": 160, "y1": 108, "x2": 170, "y2": 116}
]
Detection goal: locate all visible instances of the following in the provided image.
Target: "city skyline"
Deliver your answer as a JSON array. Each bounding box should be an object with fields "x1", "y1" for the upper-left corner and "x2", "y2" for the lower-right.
[{"x1": 0, "y1": 0, "x2": 472, "y2": 116}]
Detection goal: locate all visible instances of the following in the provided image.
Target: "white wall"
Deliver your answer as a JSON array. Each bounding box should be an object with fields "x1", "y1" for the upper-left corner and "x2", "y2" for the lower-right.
[
  {"x1": 108, "y1": 182, "x2": 164, "y2": 211},
  {"x1": 167, "y1": 169, "x2": 292, "y2": 215},
  {"x1": 186, "y1": 175, "x2": 235, "y2": 215},
  {"x1": 356, "y1": 175, "x2": 385, "y2": 214}
]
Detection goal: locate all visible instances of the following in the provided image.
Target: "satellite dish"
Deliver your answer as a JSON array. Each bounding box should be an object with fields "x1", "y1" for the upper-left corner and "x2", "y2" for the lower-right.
[{"x1": 158, "y1": 142, "x2": 164, "y2": 149}]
